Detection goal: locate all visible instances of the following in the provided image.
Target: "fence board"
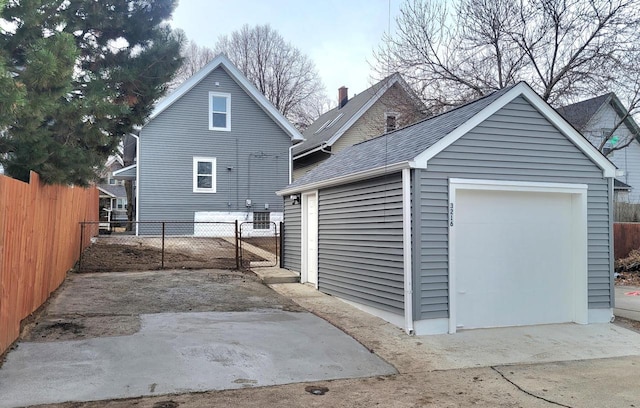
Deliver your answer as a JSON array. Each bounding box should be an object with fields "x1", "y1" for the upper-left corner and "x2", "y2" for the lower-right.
[
  {"x1": 0, "y1": 172, "x2": 97, "y2": 354},
  {"x1": 614, "y1": 222, "x2": 640, "y2": 260}
]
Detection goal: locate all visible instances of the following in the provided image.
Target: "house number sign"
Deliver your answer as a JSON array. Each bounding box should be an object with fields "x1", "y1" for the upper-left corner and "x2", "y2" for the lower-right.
[{"x1": 449, "y1": 203, "x2": 454, "y2": 227}]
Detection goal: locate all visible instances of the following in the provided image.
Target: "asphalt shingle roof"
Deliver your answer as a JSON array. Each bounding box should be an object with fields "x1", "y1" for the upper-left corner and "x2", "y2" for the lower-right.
[
  {"x1": 98, "y1": 184, "x2": 127, "y2": 198},
  {"x1": 556, "y1": 93, "x2": 611, "y2": 131},
  {"x1": 288, "y1": 84, "x2": 518, "y2": 190},
  {"x1": 293, "y1": 74, "x2": 399, "y2": 156}
]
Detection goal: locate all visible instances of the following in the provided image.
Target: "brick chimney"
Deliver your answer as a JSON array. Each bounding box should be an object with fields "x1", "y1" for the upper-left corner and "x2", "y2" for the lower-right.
[{"x1": 338, "y1": 86, "x2": 348, "y2": 109}]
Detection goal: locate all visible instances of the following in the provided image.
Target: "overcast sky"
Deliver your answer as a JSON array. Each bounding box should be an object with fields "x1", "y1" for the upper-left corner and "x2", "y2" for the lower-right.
[{"x1": 171, "y1": 0, "x2": 402, "y2": 104}]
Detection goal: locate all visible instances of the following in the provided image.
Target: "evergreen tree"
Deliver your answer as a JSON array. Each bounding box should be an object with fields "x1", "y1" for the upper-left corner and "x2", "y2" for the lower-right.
[{"x1": 0, "y1": 0, "x2": 183, "y2": 185}]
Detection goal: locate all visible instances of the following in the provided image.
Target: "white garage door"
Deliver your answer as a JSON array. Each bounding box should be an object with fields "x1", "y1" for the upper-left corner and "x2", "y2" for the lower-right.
[{"x1": 454, "y1": 188, "x2": 579, "y2": 330}]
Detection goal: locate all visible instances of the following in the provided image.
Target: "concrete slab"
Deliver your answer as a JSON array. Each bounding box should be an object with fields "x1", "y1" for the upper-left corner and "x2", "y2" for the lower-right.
[
  {"x1": 0, "y1": 311, "x2": 396, "y2": 408},
  {"x1": 271, "y1": 283, "x2": 640, "y2": 373},
  {"x1": 615, "y1": 285, "x2": 640, "y2": 321},
  {"x1": 252, "y1": 266, "x2": 299, "y2": 284}
]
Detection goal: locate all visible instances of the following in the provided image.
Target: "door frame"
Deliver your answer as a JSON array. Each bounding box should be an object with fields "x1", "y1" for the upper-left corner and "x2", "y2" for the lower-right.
[
  {"x1": 448, "y1": 178, "x2": 588, "y2": 334},
  {"x1": 301, "y1": 191, "x2": 319, "y2": 288}
]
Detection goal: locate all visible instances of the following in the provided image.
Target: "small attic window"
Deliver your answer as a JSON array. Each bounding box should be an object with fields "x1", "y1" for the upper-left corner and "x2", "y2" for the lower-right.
[{"x1": 385, "y1": 112, "x2": 398, "y2": 133}]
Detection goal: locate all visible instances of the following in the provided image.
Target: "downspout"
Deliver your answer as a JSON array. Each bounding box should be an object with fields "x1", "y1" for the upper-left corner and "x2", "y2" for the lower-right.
[
  {"x1": 288, "y1": 144, "x2": 294, "y2": 184},
  {"x1": 402, "y1": 168, "x2": 414, "y2": 335}
]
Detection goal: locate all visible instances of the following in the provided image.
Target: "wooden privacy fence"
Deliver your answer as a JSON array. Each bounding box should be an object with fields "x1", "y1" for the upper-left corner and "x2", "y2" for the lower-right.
[
  {"x1": 0, "y1": 172, "x2": 98, "y2": 355},
  {"x1": 614, "y1": 222, "x2": 640, "y2": 259}
]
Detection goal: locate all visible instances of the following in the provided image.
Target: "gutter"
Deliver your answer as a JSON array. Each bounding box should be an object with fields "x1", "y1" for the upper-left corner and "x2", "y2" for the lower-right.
[{"x1": 277, "y1": 160, "x2": 418, "y2": 196}]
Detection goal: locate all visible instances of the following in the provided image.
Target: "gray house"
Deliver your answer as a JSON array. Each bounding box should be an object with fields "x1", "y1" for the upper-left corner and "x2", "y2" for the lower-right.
[
  {"x1": 278, "y1": 82, "x2": 618, "y2": 335},
  {"x1": 557, "y1": 93, "x2": 640, "y2": 202},
  {"x1": 135, "y1": 54, "x2": 303, "y2": 235}
]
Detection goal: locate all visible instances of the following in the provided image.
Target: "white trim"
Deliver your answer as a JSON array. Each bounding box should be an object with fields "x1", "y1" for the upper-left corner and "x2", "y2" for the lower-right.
[
  {"x1": 413, "y1": 318, "x2": 449, "y2": 335},
  {"x1": 148, "y1": 54, "x2": 303, "y2": 142},
  {"x1": 301, "y1": 191, "x2": 318, "y2": 288},
  {"x1": 277, "y1": 161, "x2": 418, "y2": 196},
  {"x1": 448, "y1": 178, "x2": 589, "y2": 334},
  {"x1": 338, "y1": 298, "x2": 405, "y2": 328},
  {"x1": 589, "y1": 308, "x2": 614, "y2": 323},
  {"x1": 208, "y1": 91, "x2": 231, "y2": 131},
  {"x1": 111, "y1": 163, "x2": 137, "y2": 180},
  {"x1": 97, "y1": 186, "x2": 116, "y2": 198},
  {"x1": 413, "y1": 82, "x2": 617, "y2": 178},
  {"x1": 402, "y1": 168, "x2": 414, "y2": 335},
  {"x1": 193, "y1": 157, "x2": 217, "y2": 193}
]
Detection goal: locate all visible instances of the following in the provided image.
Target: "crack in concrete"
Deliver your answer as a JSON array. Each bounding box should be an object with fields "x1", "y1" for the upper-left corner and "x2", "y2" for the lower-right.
[{"x1": 491, "y1": 366, "x2": 573, "y2": 408}]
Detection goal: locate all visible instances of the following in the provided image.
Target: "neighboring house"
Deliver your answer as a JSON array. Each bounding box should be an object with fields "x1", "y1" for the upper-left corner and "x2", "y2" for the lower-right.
[
  {"x1": 557, "y1": 93, "x2": 640, "y2": 202},
  {"x1": 112, "y1": 133, "x2": 138, "y2": 223},
  {"x1": 278, "y1": 82, "x2": 617, "y2": 335},
  {"x1": 292, "y1": 73, "x2": 427, "y2": 180},
  {"x1": 97, "y1": 156, "x2": 128, "y2": 227},
  {"x1": 136, "y1": 54, "x2": 303, "y2": 235}
]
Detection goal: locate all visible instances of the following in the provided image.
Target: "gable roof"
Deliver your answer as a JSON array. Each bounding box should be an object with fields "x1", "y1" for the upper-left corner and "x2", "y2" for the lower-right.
[
  {"x1": 557, "y1": 93, "x2": 640, "y2": 138},
  {"x1": 279, "y1": 82, "x2": 617, "y2": 195},
  {"x1": 292, "y1": 73, "x2": 424, "y2": 157},
  {"x1": 98, "y1": 184, "x2": 126, "y2": 198},
  {"x1": 147, "y1": 54, "x2": 303, "y2": 142}
]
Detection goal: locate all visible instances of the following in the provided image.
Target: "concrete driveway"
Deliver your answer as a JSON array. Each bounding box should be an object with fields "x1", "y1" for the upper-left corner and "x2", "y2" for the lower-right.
[
  {"x1": 0, "y1": 270, "x2": 395, "y2": 408},
  {"x1": 615, "y1": 285, "x2": 640, "y2": 321}
]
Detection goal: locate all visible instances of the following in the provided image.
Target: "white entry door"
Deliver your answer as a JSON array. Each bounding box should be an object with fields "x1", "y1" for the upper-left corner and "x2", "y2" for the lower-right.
[{"x1": 302, "y1": 192, "x2": 318, "y2": 286}]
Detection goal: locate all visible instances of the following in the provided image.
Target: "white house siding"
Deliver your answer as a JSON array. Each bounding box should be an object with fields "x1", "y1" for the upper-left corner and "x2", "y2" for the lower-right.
[
  {"x1": 582, "y1": 103, "x2": 640, "y2": 202},
  {"x1": 416, "y1": 96, "x2": 612, "y2": 321}
]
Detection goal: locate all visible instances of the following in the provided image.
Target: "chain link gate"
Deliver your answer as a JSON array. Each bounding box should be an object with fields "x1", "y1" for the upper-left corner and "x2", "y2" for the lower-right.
[{"x1": 239, "y1": 221, "x2": 279, "y2": 268}]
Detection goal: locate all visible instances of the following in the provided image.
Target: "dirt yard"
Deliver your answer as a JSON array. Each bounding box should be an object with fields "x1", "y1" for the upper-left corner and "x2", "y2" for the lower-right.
[
  {"x1": 20, "y1": 269, "x2": 304, "y2": 343},
  {"x1": 79, "y1": 236, "x2": 267, "y2": 272}
]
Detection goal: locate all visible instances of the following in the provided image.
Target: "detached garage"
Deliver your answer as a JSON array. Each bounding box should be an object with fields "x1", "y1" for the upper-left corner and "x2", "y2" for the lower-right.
[{"x1": 278, "y1": 82, "x2": 617, "y2": 335}]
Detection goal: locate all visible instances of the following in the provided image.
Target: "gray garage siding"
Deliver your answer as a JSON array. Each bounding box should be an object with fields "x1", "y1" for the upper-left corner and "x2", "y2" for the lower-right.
[
  {"x1": 138, "y1": 66, "x2": 291, "y2": 234},
  {"x1": 417, "y1": 96, "x2": 612, "y2": 320},
  {"x1": 318, "y1": 174, "x2": 405, "y2": 315},
  {"x1": 283, "y1": 197, "x2": 301, "y2": 272}
]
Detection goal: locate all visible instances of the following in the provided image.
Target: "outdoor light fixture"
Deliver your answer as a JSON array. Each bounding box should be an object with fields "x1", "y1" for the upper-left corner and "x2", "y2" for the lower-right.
[{"x1": 290, "y1": 194, "x2": 300, "y2": 205}]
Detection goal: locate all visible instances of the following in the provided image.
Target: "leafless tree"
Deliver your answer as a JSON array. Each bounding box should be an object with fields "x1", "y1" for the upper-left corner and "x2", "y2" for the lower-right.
[
  {"x1": 214, "y1": 24, "x2": 327, "y2": 128},
  {"x1": 375, "y1": 0, "x2": 640, "y2": 115},
  {"x1": 168, "y1": 32, "x2": 216, "y2": 91}
]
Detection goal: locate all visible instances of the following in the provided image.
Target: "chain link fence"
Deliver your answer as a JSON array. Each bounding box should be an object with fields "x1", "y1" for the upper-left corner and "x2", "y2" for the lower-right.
[{"x1": 78, "y1": 221, "x2": 281, "y2": 272}]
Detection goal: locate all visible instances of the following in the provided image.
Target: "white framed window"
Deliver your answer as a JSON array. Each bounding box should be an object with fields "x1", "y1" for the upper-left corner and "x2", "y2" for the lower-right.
[
  {"x1": 193, "y1": 157, "x2": 216, "y2": 193},
  {"x1": 209, "y1": 92, "x2": 231, "y2": 131},
  {"x1": 385, "y1": 112, "x2": 398, "y2": 133},
  {"x1": 108, "y1": 177, "x2": 116, "y2": 185},
  {"x1": 116, "y1": 198, "x2": 127, "y2": 210}
]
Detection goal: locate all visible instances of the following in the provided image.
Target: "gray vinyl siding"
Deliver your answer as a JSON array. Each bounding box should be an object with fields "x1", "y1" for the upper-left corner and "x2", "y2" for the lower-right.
[
  {"x1": 417, "y1": 96, "x2": 612, "y2": 320},
  {"x1": 318, "y1": 174, "x2": 405, "y2": 315},
  {"x1": 138, "y1": 66, "x2": 291, "y2": 234},
  {"x1": 283, "y1": 197, "x2": 301, "y2": 272}
]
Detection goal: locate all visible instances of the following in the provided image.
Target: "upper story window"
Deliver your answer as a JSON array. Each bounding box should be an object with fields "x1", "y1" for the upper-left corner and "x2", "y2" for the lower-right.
[
  {"x1": 209, "y1": 92, "x2": 231, "y2": 131},
  {"x1": 385, "y1": 112, "x2": 398, "y2": 133},
  {"x1": 193, "y1": 157, "x2": 216, "y2": 193}
]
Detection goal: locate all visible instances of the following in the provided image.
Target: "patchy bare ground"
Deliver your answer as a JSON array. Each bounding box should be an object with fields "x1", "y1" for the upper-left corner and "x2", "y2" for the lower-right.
[
  {"x1": 78, "y1": 237, "x2": 267, "y2": 272},
  {"x1": 20, "y1": 269, "x2": 304, "y2": 342},
  {"x1": 616, "y1": 271, "x2": 640, "y2": 286}
]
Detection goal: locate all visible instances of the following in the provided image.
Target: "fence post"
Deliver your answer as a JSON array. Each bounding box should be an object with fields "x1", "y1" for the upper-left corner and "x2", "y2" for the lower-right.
[
  {"x1": 79, "y1": 222, "x2": 84, "y2": 270},
  {"x1": 161, "y1": 222, "x2": 165, "y2": 269},
  {"x1": 279, "y1": 221, "x2": 284, "y2": 268},
  {"x1": 235, "y1": 220, "x2": 240, "y2": 269}
]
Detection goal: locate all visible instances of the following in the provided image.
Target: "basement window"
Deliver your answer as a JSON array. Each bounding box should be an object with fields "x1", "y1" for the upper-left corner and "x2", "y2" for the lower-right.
[{"x1": 253, "y1": 212, "x2": 270, "y2": 229}]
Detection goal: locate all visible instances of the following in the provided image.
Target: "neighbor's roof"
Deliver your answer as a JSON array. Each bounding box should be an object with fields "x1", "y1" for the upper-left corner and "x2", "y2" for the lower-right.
[
  {"x1": 278, "y1": 82, "x2": 618, "y2": 195},
  {"x1": 557, "y1": 93, "x2": 640, "y2": 138},
  {"x1": 556, "y1": 94, "x2": 611, "y2": 131},
  {"x1": 615, "y1": 179, "x2": 632, "y2": 190},
  {"x1": 293, "y1": 73, "x2": 423, "y2": 157},
  {"x1": 112, "y1": 164, "x2": 136, "y2": 180},
  {"x1": 146, "y1": 54, "x2": 303, "y2": 142},
  {"x1": 97, "y1": 184, "x2": 126, "y2": 198}
]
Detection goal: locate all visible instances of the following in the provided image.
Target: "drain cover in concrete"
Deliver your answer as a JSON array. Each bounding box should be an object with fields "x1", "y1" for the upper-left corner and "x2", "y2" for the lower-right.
[{"x1": 0, "y1": 311, "x2": 395, "y2": 408}]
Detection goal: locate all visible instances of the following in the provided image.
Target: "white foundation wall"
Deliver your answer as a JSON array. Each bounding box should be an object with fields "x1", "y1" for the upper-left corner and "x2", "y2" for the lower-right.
[{"x1": 194, "y1": 211, "x2": 283, "y2": 237}]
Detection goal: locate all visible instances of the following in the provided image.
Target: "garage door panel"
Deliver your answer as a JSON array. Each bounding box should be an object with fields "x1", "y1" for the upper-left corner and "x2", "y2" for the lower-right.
[{"x1": 455, "y1": 189, "x2": 576, "y2": 329}]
